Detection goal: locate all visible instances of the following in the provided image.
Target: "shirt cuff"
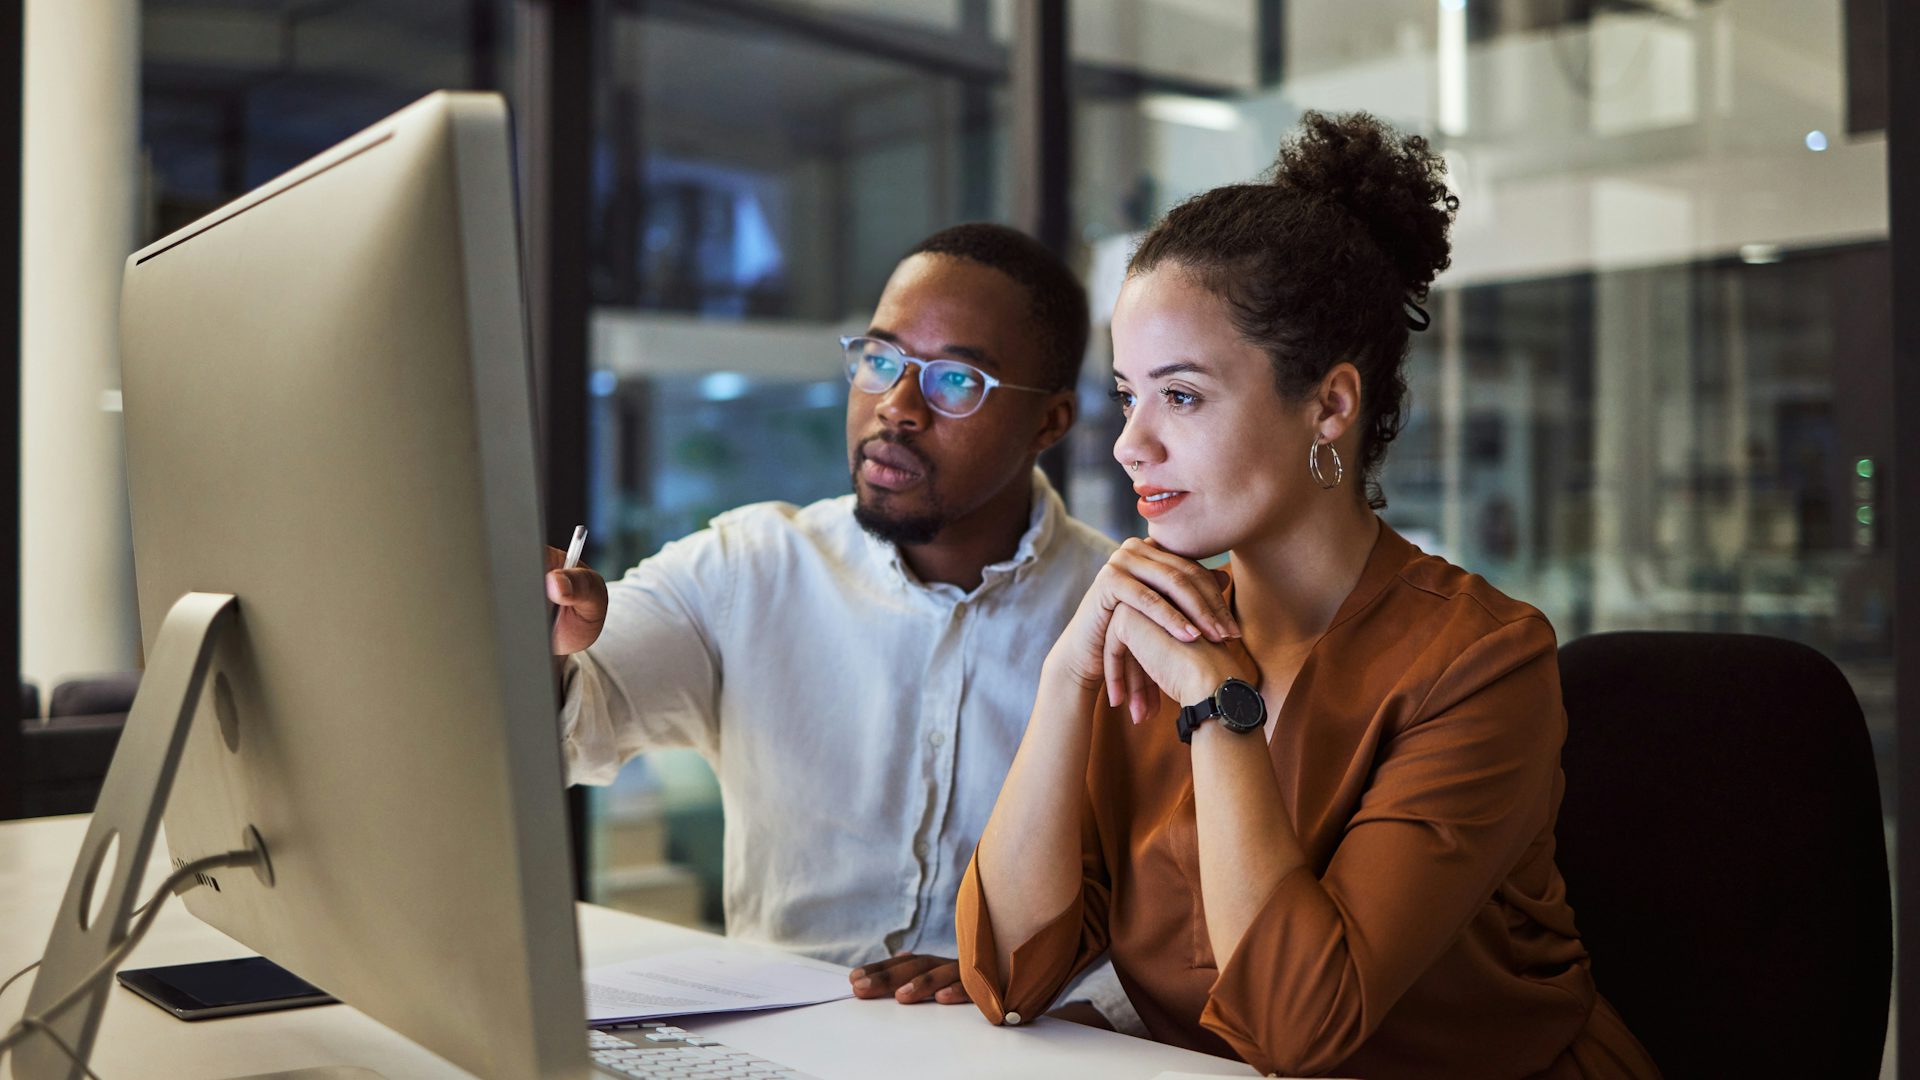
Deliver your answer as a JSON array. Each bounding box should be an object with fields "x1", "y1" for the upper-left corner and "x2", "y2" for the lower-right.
[
  {"x1": 1199, "y1": 863, "x2": 1341, "y2": 1077},
  {"x1": 956, "y1": 854, "x2": 1089, "y2": 1027},
  {"x1": 558, "y1": 651, "x2": 620, "y2": 786}
]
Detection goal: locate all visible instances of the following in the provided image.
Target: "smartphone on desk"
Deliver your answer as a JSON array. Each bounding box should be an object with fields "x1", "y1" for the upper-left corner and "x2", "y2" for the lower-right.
[{"x1": 117, "y1": 956, "x2": 337, "y2": 1020}]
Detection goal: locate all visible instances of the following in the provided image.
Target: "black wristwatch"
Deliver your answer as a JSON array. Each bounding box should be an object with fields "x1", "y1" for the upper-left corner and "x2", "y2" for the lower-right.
[{"x1": 1176, "y1": 677, "x2": 1266, "y2": 744}]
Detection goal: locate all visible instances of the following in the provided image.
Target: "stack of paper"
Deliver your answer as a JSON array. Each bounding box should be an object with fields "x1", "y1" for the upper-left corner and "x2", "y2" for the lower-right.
[{"x1": 585, "y1": 947, "x2": 854, "y2": 1025}]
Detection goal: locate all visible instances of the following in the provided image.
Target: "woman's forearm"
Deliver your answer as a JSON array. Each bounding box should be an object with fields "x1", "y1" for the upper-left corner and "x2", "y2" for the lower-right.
[
  {"x1": 1188, "y1": 722, "x2": 1306, "y2": 968},
  {"x1": 973, "y1": 659, "x2": 1100, "y2": 974}
]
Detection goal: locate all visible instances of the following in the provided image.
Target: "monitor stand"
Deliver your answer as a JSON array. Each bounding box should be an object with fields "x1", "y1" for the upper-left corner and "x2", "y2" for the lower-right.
[{"x1": 14, "y1": 593, "x2": 392, "y2": 1080}]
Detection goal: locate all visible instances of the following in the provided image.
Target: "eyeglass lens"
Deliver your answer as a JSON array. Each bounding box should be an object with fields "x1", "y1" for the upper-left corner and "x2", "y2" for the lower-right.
[{"x1": 845, "y1": 339, "x2": 989, "y2": 417}]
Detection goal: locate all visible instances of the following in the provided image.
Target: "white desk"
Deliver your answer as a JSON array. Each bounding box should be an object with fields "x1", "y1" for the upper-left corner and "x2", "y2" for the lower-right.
[{"x1": 1, "y1": 816, "x2": 1256, "y2": 1079}]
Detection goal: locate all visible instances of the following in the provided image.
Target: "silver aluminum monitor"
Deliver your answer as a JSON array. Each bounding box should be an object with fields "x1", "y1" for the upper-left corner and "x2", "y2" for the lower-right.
[{"x1": 105, "y1": 91, "x2": 586, "y2": 1079}]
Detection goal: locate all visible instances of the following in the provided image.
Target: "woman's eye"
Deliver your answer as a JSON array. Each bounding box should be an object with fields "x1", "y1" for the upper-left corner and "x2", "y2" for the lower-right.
[
  {"x1": 1107, "y1": 387, "x2": 1134, "y2": 412},
  {"x1": 1161, "y1": 387, "x2": 1198, "y2": 408}
]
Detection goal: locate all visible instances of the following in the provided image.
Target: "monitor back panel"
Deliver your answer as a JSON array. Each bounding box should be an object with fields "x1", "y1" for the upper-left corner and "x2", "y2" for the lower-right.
[{"x1": 119, "y1": 92, "x2": 588, "y2": 1080}]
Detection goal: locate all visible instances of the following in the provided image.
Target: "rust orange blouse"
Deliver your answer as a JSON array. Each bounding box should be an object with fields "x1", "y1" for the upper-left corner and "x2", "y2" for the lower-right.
[{"x1": 956, "y1": 526, "x2": 1660, "y2": 1078}]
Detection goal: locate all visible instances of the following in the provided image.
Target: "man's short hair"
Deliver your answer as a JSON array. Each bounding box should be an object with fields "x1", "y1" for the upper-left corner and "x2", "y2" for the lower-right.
[{"x1": 906, "y1": 223, "x2": 1090, "y2": 392}]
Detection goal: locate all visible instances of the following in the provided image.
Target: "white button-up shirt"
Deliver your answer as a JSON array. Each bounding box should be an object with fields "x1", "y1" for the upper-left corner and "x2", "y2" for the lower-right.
[{"x1": 560, "y1": 471, "x2": 1124, "y2": 994}]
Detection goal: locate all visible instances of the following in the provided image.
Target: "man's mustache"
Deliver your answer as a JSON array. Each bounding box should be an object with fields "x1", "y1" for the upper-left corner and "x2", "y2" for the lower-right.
[{"x1": 856, "y1": 432, "x2": 935, "y2": 478}]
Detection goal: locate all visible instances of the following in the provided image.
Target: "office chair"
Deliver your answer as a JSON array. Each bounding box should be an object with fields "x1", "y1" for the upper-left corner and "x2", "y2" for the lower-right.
[
  {"x1": 1555, "y1": 632, "x2": 1890, "y2": 1078},
  {"x1": 19, "y1": 678, "x2": 37, "y2": 720},
  {"x1": 48, "y1": 670, "x2": 142, "y2": 719},
  {"x1": 18, "y1": 670, "x2": 140, "y2": 816}
]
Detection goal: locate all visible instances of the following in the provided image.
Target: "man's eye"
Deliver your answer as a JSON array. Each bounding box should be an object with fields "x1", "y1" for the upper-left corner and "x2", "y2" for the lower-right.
[
  {"x1": 866, "y1": 354, "x2": 899, "y2": 373},
  {"x1": 941, "y1": 370, "x2": 979, "y2": 390}
]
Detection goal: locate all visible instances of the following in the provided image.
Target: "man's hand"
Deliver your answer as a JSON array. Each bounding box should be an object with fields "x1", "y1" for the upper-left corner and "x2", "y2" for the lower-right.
[
  {"x1": 848, "y1": 952, "x2": 971, "y2": 1005},
  {"x1": 545, "y1": 545, "x2": 608, "y2": 655}
]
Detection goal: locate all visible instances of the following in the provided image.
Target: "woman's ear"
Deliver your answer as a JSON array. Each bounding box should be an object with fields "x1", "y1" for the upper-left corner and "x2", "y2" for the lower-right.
[{"x1": 1312, "y1": 362, "x2": 1363, "y2": 443}]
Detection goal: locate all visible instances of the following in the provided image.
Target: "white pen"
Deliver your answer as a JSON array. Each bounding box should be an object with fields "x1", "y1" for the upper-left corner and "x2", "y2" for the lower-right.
[{"x1": 562, "y1": 524, "x2": 588, "y2": 571}]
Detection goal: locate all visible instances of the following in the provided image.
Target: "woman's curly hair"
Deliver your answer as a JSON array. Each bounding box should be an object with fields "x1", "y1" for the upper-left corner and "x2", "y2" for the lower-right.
[{"x1": 1127, "y1": 111, "x2": 1458, "y2": 509}]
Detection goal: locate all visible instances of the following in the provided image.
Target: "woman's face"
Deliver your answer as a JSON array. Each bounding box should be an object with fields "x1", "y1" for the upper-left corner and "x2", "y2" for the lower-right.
[{"x1": 1109, "y1": 267, "x2": 1336, "y2": 559}]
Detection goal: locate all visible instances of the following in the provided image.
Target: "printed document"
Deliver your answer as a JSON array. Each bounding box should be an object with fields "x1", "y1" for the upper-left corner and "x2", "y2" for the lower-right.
[{"x1": 585, "y1": 947, "x2": 854, "y2": 1024}]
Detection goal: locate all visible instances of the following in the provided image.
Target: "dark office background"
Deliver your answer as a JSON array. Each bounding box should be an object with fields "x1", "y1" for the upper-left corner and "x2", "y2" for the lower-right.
[{"x1": 3, "y1": 0, "x2": 1917, "y2": 1071}]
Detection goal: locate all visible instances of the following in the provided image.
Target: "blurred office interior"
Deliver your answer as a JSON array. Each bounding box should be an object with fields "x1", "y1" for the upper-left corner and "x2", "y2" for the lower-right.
[{"x1": 3, "y1": 0, "x2": 1911, "y2": 1073}]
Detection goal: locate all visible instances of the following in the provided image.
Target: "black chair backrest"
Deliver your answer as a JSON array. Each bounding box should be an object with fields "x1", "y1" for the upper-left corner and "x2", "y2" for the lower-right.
[
  {"x1": 1556, "y1": 632, "x2": 1889, "y2": 1078},
  {"x1": 48, "y1": 671, "x2": 141, "y2": 719},
  {"x1": 19, "y1": 678, "x2": 37, "y2": 720}
]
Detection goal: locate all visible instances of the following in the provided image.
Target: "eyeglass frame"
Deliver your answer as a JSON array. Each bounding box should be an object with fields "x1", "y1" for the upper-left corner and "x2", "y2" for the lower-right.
[{"x1": 840, "y1": 335, "x2": 1054, "y2": 419}]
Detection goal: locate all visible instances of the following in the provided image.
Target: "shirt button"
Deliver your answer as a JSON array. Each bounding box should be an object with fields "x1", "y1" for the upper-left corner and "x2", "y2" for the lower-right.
[
  {"x1": 928, "y1": 731, "x2": 946, "y2": 747},
  {"x1": 1004, "y1": 1011, "x2": 1022, "y2": 1025}
]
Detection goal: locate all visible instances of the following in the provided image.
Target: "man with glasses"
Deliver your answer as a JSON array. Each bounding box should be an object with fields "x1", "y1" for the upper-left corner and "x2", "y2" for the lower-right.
[{"x1": 546, "y1": 224, "x2": 1135, "y2": 1028}]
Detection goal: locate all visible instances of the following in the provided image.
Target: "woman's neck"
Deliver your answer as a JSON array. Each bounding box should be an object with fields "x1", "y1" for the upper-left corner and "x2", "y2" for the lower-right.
[{"x1": 1228, "y1": 497, "x2": 1381, "y2": 652}]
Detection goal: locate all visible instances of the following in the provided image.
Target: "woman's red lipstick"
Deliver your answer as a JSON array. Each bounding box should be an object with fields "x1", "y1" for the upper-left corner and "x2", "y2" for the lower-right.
[{"x1": 1134, "y1": 484, "x2": 1189, "y2": 519}]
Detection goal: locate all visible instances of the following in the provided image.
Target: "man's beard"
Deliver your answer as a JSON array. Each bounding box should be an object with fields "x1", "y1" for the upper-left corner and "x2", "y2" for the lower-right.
[
  {"x1": 851, "y1": 435, "x2": 947, "y2": 546},
  {"x1": 853, "y1": 499, "x2": 946, "y2": 546}
]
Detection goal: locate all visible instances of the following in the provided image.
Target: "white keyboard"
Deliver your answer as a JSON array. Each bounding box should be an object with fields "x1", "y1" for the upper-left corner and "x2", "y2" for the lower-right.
[{"x1": 589, "y1": 1022, "x2": 820, "y2": 1079}]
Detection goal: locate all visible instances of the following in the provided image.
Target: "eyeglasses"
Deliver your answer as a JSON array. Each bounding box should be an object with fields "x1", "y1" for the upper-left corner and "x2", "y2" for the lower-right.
[{"x1": 841, "y1": 335, "x2": 1051, "y2": 419}]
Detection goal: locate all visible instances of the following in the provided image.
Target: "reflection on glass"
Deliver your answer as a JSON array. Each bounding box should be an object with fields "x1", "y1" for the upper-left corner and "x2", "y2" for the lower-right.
[{"x1": 143, "y1": 0, "x2": 513, "y2": 242}]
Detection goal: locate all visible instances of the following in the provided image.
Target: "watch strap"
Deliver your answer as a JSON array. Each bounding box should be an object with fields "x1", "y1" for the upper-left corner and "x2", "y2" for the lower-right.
[{"x1": 1176, "y1": 696, "x2": 1221, "y2": 744}]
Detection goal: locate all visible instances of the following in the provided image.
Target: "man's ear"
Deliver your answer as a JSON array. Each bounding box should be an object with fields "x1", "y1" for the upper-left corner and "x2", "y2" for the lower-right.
[{"x1": 1031, "y1": 389, "x2": 1077, "y2": 456}]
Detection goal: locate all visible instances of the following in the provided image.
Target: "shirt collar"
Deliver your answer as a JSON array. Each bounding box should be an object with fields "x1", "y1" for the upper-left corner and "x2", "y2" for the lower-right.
[
  {"x1": 982, "y1": 467, "x2": 1061, "y2": 581},
  {"x1": 866, "y1": 467, "x2": 1062, "y2": 600}
]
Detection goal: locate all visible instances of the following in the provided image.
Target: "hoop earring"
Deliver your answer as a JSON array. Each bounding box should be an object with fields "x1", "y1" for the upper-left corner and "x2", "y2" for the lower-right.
[{"x1": 1309, "y1": 438, "x2": 1343, "y2": 490}]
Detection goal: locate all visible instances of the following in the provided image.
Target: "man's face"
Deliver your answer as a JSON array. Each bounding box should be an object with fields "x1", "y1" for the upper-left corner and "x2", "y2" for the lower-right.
[{"x1": 846, "y1": 253, "x2": 1065, "y2": 547}]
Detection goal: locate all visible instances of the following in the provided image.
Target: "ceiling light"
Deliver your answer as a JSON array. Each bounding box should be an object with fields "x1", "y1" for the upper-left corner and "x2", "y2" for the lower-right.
[
  {"x1": 698, "y1": 372, "x2": 750, "y2": 401},
  {"x1": 1140, "y1": 94, "x2": 1241, "y2": 132}
]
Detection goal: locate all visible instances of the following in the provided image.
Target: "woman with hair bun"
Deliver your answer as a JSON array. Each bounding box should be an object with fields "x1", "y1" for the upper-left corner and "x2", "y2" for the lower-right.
[{"x1": 956, "y1": 112, "x2": 1658, "y2": 1078}]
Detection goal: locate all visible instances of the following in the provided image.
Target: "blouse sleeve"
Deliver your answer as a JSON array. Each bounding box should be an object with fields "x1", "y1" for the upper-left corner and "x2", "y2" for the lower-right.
[
  {"x1": 955, "y1": 786, "x2": 1112, "y2": 1026},
  {"x1": 1200, "y1": 615, "x2": 1566, "y2": 1076}
]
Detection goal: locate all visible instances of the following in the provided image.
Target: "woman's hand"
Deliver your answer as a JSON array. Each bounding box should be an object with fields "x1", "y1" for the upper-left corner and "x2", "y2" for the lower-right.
[
  {"x1": 1104, "y1": 602, "x2": 1258, "y2": 719},
  {"x1": 1046, "y1": 538, "x2": 1240, "y2": 723}
]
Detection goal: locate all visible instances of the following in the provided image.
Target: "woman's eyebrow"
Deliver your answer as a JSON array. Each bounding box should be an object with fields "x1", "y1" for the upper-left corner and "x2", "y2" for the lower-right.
[{"x1": 1147, "y1": 361, "x2": 1211, "y2": 380}]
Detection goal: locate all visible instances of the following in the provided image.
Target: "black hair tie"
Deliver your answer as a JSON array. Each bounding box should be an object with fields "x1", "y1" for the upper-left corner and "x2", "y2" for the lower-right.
[{"x1": 1405, "y1": 298, "x2": 1432, "y2": 332}]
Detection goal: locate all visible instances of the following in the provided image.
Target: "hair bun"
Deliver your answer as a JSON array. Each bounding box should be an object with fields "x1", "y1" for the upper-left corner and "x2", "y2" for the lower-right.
[{"x1": 1270, "y1": 111, "x2": 1458, "y2": 298}]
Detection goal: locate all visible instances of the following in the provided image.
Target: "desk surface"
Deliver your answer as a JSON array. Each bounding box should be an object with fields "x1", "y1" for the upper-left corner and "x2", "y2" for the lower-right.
[{"x1": 0, "y1": 815, "x2": 1256, "y2": 1080}]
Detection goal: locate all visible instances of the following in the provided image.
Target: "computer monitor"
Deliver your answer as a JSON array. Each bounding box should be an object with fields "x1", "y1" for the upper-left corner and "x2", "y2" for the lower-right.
[{"x1": 20, "y1": 92, "x2": 593, "y2": 1080}]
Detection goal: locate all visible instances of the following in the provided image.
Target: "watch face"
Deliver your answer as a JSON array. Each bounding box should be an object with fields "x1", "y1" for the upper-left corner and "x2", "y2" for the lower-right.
[{"x1": 1216, "y1": 679, "x2": 1266, "y2": 732}]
